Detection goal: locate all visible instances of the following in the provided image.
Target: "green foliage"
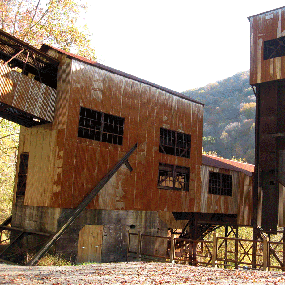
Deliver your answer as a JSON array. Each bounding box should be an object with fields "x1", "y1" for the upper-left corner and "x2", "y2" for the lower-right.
[
  {"x1": 0, "y1": 119, "x2": 19, "y2": 222},
  {"x1": 0, "y1": 0, "x2": 96, "y2": 60},
  {"x1": 0, "y1": 0, "x2": 96, "y2": 221},
  {"x1": 240, "y1": 102, "x2": 256, "y2": 120},
  {"x1": 184, "y1": 71, "x2": 255, "y2": 164}
]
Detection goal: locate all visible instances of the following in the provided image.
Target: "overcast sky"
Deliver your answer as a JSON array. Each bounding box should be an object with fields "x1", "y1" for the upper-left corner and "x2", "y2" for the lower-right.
[{"x1": 84, "y1": 1, "x2": 285, "y2": 92}]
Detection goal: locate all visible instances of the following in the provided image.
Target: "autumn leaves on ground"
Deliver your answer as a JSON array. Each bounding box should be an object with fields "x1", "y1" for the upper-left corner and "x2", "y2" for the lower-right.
[{"x1": 0, "y1": 262, "x2": 284, "y2": 284}]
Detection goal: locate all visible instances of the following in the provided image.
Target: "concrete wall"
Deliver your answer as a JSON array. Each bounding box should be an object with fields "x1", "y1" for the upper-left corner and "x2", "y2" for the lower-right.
[{"x1": 11, "y1": 198, "x2": 169, "y2": 263}]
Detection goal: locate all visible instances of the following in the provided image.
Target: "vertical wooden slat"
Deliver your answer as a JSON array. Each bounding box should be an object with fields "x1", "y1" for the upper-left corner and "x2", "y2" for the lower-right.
[{"x1": 212, "y1": 233, "x2": 217, "y2": 267}]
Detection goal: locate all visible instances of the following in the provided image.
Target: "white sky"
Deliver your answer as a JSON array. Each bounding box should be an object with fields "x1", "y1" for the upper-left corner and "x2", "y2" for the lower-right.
[{"x1": 84, "y1": 1, "x2": 285, "y2": 92}]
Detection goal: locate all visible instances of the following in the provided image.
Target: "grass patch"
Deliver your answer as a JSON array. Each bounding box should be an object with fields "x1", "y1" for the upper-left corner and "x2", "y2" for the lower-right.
[{"x1": 38, "y1": 253, "x2": 72, "y2": 266}]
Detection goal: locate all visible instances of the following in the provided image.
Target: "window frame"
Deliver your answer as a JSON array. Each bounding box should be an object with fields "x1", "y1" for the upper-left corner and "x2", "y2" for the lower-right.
[
  {"x1": 157, "y1": 163, "x2": 190, "y2": 191},
  {"x1": 264, "y1": 36, "x2": 285, "y2": 60},
  {"x1": 208, "y1": 171, "x2": 232, "y2": 196},
  {"x1": 159, "y1": 128, "x2": 191, "y2": 158},
  {"x1": 16, "y1": 152, "x2": 29, "y2": 196},
  {"x1": 78, "y1": 107, "x2": 125, "y2": 145}
]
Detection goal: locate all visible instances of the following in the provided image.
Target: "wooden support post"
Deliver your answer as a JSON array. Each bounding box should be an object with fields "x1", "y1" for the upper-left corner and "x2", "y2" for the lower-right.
[
  {"x1": 252, "y1": 226, "x2": 258, "y2": 269},
  {"x1": 263, "y1": 237, "x2": 268, "y2": 271},
  {"x1": 235, "y1": 226, "x2": 239, "y2": 269},
  {"x1": 137, "y1": 231, "x2": 141, "y2": 261},
  {"x1": 124, "y1": 159, "x2": 133, "y2": 172},
  {"x1": 170, "y1": 233, "x2": 175, "y2": 263},
  {"x1": 224, "y1": 226, "x2": 228, "y2": 269},
  {"x1": 193, "y1": 240, "x2": 197, "y2": 266},
  {"x1": 212, "y1": 233, "x2": 217, "y2": 267}
]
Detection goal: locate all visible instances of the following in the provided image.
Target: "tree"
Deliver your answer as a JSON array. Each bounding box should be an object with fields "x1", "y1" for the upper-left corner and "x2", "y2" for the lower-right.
[
  {"x1": 0, "y1": 0, "x2": 96, "y2": 221},
  {"x1": 0, "y1": 119, "x2": 19, "y2": 221},
  {"x1": 0, "y1": 0, "x2": 96, "y2": 60}
]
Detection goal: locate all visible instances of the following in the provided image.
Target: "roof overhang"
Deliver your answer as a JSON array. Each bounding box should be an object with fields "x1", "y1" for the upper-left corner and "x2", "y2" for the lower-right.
[
  {"x1": 41, "y1": 44, "x2": 204, "y2": 106},
  {"x1": 202, "y1": 155, "x2": 254, "y2": 176},
  {"x1": 248, "y1": 6, "x2": 285, "y2": 21}
]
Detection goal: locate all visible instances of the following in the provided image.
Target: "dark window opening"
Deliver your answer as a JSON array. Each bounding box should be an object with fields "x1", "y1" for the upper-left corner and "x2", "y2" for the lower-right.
[
  {"x1": 264, "y1": 36, "x2": 285, "y2": 60},
  {"x1": 158, "y1": 163, "x2": 190, "y2": 191},
  {"x1": 78, "y1": 107, "x2": 124, "y2": 145},
  {"x1": 209, "y1": 172, "x2": 232, "y2": 196},
  {"x1": 17, "y1": 153, "x2": 29, "y2": 196},
  {"x1": 159, "y1": 128, "x2": 191, "y2": 158}
]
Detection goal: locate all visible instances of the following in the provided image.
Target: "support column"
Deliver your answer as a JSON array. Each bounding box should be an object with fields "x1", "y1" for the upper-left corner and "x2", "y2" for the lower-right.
[
  {"x1": 224, "y1": 226, "x2": 228, "y2": 269},
  {"x1": 234, "y1": 226, "x2": 239, "y2": 269}
]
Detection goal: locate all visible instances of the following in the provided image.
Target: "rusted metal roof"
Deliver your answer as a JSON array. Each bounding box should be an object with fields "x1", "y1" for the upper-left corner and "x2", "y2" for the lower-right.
[
  {"x1": 248, "y1": 6, "x2": 285, "y2": 20},
  {"x1": 40, "y1": 44, "x2": 204, "y2": 106},
  {"x1": 202, "y1": 154, "x2": 255, "y2": 176}
]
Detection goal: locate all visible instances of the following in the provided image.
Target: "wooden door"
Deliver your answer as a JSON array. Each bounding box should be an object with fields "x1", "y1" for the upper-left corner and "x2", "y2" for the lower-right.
[{"x1": 77, "y1": 225, "x2": 103, "y2": 263}]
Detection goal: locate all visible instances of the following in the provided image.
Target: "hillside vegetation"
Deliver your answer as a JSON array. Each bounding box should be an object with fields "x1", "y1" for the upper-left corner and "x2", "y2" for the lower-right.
[{"x1": 184, "y1": 71, "x2": 255, "y2": 164}]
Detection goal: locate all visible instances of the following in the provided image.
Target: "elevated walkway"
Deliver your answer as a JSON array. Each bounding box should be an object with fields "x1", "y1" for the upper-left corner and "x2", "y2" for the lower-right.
[{"x1": 0, "y1": 29, "x2": 59, "y2": 127}]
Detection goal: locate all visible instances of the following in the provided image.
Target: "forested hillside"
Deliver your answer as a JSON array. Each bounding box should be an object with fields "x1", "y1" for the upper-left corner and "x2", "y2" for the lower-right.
[{"x1": 184, "y1": 71, "x2": 255, "y2": 164}]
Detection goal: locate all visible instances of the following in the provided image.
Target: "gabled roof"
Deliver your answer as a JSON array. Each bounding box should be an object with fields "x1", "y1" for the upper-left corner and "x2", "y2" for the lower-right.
[
  {"x1": 40, "y1": 44, "x2": 204, "y2": 106},
  {"x1": 202, "y1": 154, "x2": 255, "y2": 176}
]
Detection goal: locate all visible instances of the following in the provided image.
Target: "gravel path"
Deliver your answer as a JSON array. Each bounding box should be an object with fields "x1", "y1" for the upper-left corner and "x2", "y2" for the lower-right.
[{"x1": 1, "y1": 262, "x2": 285, "y2": 284}]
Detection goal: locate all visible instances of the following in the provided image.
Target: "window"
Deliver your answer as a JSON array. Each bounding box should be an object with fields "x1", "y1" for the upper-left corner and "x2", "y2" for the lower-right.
[
  {"x1": 17, "y1": 153, "x2": 29, "y2": 196},
  {"x1": 159, "y1": 128, "x2": 191, "y2": 158},
  {"x1": 78, "y1": 107, "x2": 124, "y2": 145},
  {"x1": 264, "y1": 36, "x2": 285, "y2": 60},
  {"x1": 208, "y1": 172, "x2": 232, "y2": 196},
  {"x1": 158, "y1": 163, "x2": 190, "y2": 191}
]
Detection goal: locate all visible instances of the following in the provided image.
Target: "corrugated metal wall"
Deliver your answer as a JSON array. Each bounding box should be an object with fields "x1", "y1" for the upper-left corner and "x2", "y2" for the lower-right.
[
  {"x1": 249, "y1": 7, "x2": 285, "y2": 84},
  {"x1": 17, "y1": 58, "x2": 204, "y2": 213},
  {"x1": 200, "y1": 165, "x2": 253, "y2": 226}
]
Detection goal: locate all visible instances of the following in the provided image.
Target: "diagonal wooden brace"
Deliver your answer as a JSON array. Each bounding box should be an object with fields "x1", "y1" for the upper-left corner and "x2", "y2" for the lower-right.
[{"x1": 124, "y1": 159, "x2": 133, "y2": 172}]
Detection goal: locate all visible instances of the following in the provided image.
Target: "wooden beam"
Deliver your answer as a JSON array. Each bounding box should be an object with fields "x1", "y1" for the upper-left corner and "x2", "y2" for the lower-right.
[
  {"x1": 0, "y1": 216, "x2": 12, "y2": 226},
  {"x1": 0, "y1": 226, "x2": 50, "y2": 236},
  {"x1": 0, "y1": 232, "x2": 25, "y2": 258},
  {"x1": 124, "y1": 159, "x2": 133, "y2": 172},
  {"x1": 27, "y1": 143, "x2": 138, "y2": 266}
]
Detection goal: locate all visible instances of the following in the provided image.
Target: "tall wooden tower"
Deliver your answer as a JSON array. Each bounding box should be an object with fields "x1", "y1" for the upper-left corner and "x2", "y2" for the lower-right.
[{"x1": 249, "y1": 6, "x2": 285, "y2": 232}]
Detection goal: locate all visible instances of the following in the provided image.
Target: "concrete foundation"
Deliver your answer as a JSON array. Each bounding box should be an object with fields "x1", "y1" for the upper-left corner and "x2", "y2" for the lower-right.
[{"x1": 11, "y1": 198, "x2": 169, "y2": 263}]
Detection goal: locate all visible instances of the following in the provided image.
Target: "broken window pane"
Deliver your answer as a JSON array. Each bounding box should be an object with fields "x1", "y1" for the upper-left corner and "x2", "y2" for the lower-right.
[
  {"x1": 208, "y1": 172, "x2": 232, "y2": 196},
  {"x1": 158, "y1": 163, "x2": 190, "y2": 191},
  {"x1": 159, "y1": 128, "x2": 191, "y2": 158},
  {"x1": 264, "y1": 36, "x2": 285, "y2": 60},
  {"x1": 78, "y1": 107, "x2": 124, "y2": 145},
  {"x1": 17, "y1": 153, "x2": 29, "y2": 196}
]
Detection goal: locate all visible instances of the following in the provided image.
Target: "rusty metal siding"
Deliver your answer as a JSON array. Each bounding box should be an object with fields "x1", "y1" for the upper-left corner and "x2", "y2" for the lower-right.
[
  {"x1": 16, "y1": 57, "x2": 203, "y2": 213},
  {"x1": 200, "y1": 165, "x2": 253, "y2": 226},
  {"x1": 14, "y1": 57, "x2": 72, "y2": 208},
  {"x1": 0, "y1": 62, "x2": 56, "y2": 122},
  {"x1": 249, "y1": 7, "x2": 285, "y2": 85},
  {"x1": 59, "y1": 59, "x2": 202, "y2": 212}
]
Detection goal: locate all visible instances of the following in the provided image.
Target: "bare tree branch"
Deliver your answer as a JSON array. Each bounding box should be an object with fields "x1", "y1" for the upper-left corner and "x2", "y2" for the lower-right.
[
  {"x1": 12, "y1": 0, "x2": 24, "y2": 35},
  {"x1": 0, "y1": 133, "x2": 20, "y2": 141}
]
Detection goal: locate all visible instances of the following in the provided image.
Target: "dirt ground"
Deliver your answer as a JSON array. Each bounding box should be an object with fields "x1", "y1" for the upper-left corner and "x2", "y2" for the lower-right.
[{"x1": 1, "y1": 262, "x2": 285, "y2": 284}]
